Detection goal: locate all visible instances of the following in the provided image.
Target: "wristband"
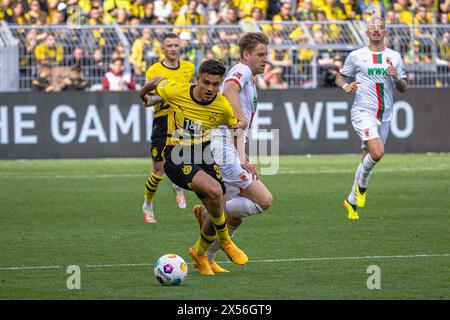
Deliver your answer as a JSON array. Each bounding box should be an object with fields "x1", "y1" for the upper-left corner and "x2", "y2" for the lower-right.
[{"x1": 343, "y1": 83, "x2": 349, "y2": 91}]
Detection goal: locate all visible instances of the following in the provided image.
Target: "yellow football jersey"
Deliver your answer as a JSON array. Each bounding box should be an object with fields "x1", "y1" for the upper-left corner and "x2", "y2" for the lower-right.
[
  {"x1": 145, "y1": 60, "x2": 195, "y2": 118},
  {"x1": 155, "y1": 79, "x2": 237, "y2": 146}
]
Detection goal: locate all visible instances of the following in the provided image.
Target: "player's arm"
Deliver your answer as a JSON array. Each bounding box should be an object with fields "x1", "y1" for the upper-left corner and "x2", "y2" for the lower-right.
[
  {"x1": 394, "y1": 78, "x2": 407, "y2": 93},
  {"x1": 335, "y1": 72, "x2": 359, "y2": 94},
  {"x1": 222, "y1": 80, "x2": 260, "y2": 177},
  {"x1": 336, "y1": 53, "x2": 359, "y2": 94},
  {"x1": 223, "y1": 81, "x2": 255, "y2": 173},
  {"x1": 223, "y1": 86, "x2": 260, "y2": 179},
  {"x1": 242, "y1": 152, "x2": 260, "y2": 180},
  {"x1": 387, "y1": 59, "x2": 407, "y2": 93},
  {"x1": 139, "y1": 76, "x2": 165, "y2": 107},
  {"x1": 222, "y1": 81, "x2": 247, "y2": 130}
]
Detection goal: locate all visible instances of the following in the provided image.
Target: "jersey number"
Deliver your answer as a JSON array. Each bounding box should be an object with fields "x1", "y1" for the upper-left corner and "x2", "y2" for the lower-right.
[{"x1": 183, "y1": 119, "x2": 201, "y2": 133}]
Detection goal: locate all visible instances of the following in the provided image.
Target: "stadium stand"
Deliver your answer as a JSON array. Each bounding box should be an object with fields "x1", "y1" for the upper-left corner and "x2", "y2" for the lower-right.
[{"x1": 0, "y1": 0, "x2": 449, "y2": 91}]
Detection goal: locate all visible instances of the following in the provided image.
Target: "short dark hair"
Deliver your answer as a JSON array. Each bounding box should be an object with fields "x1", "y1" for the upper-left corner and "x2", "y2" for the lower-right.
[
  {"x1": 239, "y1": 32, "x2": 269, "y2": 58},
  {"x1": 112, "y1": 57, "x2": 123, "y2": 64},
  {"x1": 163, "y1": 32, "x2": 179, "y2": 41},
  {"x1": 198, "y1": 59, "x2": 226, "y2": 76},
  {"x1": 71, "y1": 65, "x2": 81, "y2": 73}
]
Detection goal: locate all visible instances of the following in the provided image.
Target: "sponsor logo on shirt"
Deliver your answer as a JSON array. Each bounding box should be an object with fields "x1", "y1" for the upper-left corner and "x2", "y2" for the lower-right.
[
  {"x1": 233, "y1": 72, "x2": 243, "y2": 80},
  {"x1": 368, "y1": 68, "x2": 389, "y2": 76}
]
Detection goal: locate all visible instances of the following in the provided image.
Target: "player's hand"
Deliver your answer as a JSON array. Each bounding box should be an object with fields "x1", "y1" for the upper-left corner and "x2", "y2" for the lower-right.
[
  {"x1": 387, "y1": 60, "x2": 398, "y2": 80},
  {"x1": 230, "y1": 120, "x2": 247, "y2": 130},
  {"x1": 139, "y1": 92, "x2": 149, "y2": 106},
  {"x1": 145, "y1": 94, "x2": 163, "y2": 107},
  {"x1": 241, "y1": 161, "x2": 260, "y2": 180},
  {"x1": 343, "y1": 81, "x2": 360, "y2": 94}
]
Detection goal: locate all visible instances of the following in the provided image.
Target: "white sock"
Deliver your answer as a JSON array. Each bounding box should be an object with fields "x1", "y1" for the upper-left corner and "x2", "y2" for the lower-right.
[
  {"x1": 358, "y1": 153, "x2": 378, "y2": 188},
  {"x1": 144, "y1": 199, "x2": 153, "y2": 208},
  {"x1": 207, "y1": 225, "x2": 238, "y2": 261},
  {"x1": 225, "y1": 197, "x2": 263, "y2": 217},
  {"x1": 347, "y1": 162, "x2": 362, "y2": 205}
]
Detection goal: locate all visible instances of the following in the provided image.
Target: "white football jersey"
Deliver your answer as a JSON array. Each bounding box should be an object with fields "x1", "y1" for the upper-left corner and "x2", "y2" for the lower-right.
[
  {"x1": 213, "y1": 63, "x2": 257, "y2": 139},
  {"x1": 340, "y1": 47, "x2": 407, "y2": 122}
]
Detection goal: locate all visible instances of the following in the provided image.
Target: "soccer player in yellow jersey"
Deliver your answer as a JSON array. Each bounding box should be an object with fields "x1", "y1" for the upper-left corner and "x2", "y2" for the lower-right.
[
  {"x1": 141, "y1": 60, "x2": 249, "y2": 275},
  {"x1": 139, "y1": 33, "x2": 195, "y2": 224}
]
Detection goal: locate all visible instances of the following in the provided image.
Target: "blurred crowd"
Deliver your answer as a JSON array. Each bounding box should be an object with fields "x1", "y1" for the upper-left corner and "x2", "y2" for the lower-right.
[
  {"x1": 1, "y1": 0, "x2": 448, "y2": 26},
  {"x1": 1, "y1": 0, "x2": 449, "y2": 90}
]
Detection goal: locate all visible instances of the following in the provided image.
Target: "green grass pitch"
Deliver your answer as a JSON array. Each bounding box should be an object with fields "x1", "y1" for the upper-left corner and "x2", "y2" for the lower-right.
[{"x1": 0, "y1": 154, "x2": 449, "y2": 299}]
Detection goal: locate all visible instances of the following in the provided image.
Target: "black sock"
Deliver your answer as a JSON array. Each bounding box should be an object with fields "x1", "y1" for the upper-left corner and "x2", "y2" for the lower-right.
[{"x1": 359, "y1": 185, "x2": 367, "y2": 194}]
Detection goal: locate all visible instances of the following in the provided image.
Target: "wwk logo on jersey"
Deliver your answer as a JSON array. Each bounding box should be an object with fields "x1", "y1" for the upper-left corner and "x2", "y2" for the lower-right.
[{"x1": 368, "y1": 68, "x2": 389, "y2": 76}]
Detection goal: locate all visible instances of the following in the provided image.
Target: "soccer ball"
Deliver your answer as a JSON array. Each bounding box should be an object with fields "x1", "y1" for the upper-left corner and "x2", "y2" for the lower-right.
[{"x1": 154, "y1": 254, "x2": 188, "y2": 285}]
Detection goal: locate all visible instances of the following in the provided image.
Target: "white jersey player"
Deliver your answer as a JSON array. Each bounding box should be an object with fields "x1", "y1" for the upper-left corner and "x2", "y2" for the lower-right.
[
  {"x1": 211, "y1": 62, "x2": 258, "y2": 195},
  {"x1": 192, "y1": 33, "x2": 273, "y2": 274},
  {"x1": 336, "y1": 15, "x2": 407, "y2": 220}
]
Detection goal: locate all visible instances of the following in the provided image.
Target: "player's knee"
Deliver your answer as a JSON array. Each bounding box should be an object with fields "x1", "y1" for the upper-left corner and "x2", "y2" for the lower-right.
[
  {"x1": 153, "y1": 167, "x2": 165, "y2": 177},
  {"x1": 206, "y1": 183, "x2": 224, "y2": 201},
  {"x1": 257, "y1": 192, "x2": 273, "y2": 211},
  {"x1": 371, "y1": 150, "x2": 384, "y2": 161}
]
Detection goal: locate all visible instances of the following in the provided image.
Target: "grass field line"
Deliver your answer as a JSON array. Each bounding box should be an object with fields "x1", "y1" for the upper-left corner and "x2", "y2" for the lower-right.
[
  {"x1": 1, "y1": 253, "x2": 449, "y2": 271},
  {"x1": 1, "y1": 165, "x2": 449, "y2": 180}
]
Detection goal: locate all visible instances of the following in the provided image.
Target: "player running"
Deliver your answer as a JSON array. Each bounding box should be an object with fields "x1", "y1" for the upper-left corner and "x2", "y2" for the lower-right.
[
  {"x1": 191, "y1": 32, "x2": 273, "y2": 272},
  {"x1": 142, "y1": 59, "x2": 249, "y2": 276},
  {"x1": 139, "y1": 33, "x2": 195, "y2": 223},
  {"x1": 336, "y1": 15, "x2": 407, "y2": 219}
]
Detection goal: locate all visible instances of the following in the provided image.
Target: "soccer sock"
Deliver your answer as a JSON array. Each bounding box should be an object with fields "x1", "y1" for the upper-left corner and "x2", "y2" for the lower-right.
[
  {"x1": 225, "y1": 197, "x2": 263, "y2": 217},
  {"x1": 358, "y1": 154, "x2": 379, "y2": 188},
  {"x1": 348, "y1": 162, "x2": 362, "y2": 205},
  {"x1": 194, "y1": 230, "x2": 216, "y2": 256},
  {"x1": 144, "y1": 173, "x2": 163, "y2": 204},
  {"x1": 210, "y1": 212, "x2": 230, "y2": 243},
  {"x1": 207, "y1": 225, "x2": 238, "y2": 261}
]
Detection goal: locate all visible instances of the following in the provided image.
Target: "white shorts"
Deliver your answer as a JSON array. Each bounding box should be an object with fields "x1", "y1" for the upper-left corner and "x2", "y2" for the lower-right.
[
  {"x1": 351, "y1": 109, "x2": 390, "y2": 148},
  {"x1": 210, "y1": 133, "x2": 254, "y2": 198}
]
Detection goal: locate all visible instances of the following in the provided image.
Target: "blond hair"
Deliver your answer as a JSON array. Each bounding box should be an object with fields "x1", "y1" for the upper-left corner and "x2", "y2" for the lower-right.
[
  {"x1": 366, "y1": 14, "x2": 385, "y2": 30},
  {"x1": 239, "y1": 32, "x2": 269, "y2": 59}
]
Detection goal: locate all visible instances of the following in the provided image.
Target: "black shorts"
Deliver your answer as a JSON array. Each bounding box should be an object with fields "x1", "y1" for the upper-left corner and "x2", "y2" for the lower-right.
[
  {"x1": 150, "y1": 115, "x2": 168, "y2": 161},
  {"x1": 163, "y1": 145, "x2": 226, "y2": 199}
]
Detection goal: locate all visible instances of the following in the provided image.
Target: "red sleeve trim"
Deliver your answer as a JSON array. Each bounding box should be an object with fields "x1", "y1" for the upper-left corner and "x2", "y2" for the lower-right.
[{"x1": 225, "y1": 78, "x2": 241, "y2": 91}]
